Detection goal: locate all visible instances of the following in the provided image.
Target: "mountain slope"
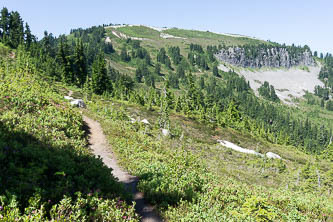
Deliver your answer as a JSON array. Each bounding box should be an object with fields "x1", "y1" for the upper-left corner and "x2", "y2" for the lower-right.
[{"x1": 1, "y1": 8, "x2": 333, "y2": 221}]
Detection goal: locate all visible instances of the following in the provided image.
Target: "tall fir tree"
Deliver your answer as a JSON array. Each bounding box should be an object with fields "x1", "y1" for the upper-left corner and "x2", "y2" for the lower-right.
[
  {"x1": 24, "y1": 22, "x2": 32, "y2": 49},
  {"x1": 8, "y1": 11, "x2": 24, "y2": 48},
  {"x1": 57, "y1": 36, "x2": 73, "y2": 84},
  {"x1": 0, "y1": 7, "x2": 10, "y2": 42},
  {"x1": 73, "y1": 38, "x2": 87, "y2": 86},
  {"x1": 213, "y1": 65, "x2": 219, "y2": 77},
  {"x1": 159, "y1": 81, "x2": 172, "y2": 129},
  {"x1": 120, "y1": 45, "x2": 130, "y2": 62},
  {"x1": 91, "y1": 52, "x2": 110, "y2": 94}
]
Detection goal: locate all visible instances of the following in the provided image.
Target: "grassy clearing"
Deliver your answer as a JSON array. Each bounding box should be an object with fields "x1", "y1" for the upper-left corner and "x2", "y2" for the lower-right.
[
  {"x1": 115, "y1": 25, "x2": 161, "y2": 40},
  {"x1": 163, "y1": 28, "x2": 268, "y2": 46}
]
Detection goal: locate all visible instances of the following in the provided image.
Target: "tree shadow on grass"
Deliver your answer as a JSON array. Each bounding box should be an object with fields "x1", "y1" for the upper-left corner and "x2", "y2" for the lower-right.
[{"x1": 0, "y1": 120, "x2": 128, "y2": 210}]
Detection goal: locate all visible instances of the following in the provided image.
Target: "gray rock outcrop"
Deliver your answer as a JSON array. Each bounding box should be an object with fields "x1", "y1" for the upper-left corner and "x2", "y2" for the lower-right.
[{"x1": 215, "y1": 47, "x2": 315, "y2": 68}]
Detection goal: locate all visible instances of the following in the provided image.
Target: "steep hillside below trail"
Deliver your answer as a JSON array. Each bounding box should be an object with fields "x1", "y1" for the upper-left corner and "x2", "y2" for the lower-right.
[{"x1": 68, "y1": 92, "x2": 162, "y2": 222}]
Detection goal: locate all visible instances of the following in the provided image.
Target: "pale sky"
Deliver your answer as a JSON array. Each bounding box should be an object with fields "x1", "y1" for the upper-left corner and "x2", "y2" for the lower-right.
[{"x1": 1, "y1": 0, "x2": 332, "y2": 54}]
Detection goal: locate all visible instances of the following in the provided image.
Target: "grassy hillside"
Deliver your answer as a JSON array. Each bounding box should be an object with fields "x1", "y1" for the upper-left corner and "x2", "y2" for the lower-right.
[
  {"x1": 0, "y1": 49, "x2": 139, "y2": 221},
  {"x1": 71, "y1": 88, "x2": 332, "y2": 221}
]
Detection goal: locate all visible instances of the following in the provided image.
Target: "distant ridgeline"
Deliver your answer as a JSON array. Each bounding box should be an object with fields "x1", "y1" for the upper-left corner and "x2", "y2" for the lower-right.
[{"x1": 215, "y1": 44, "x2": 315, "y2": 68}]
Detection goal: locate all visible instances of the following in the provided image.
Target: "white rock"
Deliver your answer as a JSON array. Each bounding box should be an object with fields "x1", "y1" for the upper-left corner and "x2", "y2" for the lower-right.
[
  {"x1": 141, "y1": 119, "x2": 150, "y2": 124},
  {"x1": 130, "y1": 117, "x2": 136, "y2": 123},
  {"x1": 70, "y1": 99, "x2": 86, "y2": 108},
  {"x1": 64, "y1": 96, "x2": 74, "y2": 100},
  {"x1": 266, "y1": 152, "x2": 281, "y2": 159},
  {"x1": 105, "y1": 36, "x2": 112, "y2": 43},
  {"x1": 217, "y1": 140, "x2": 264, "y2": 157},
  {"x1": 161, "y1": 129, "x2": 170, "y2": 137}
]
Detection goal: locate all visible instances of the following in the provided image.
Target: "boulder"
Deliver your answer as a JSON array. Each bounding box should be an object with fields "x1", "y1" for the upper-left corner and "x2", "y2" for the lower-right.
[
  {"x1": 266, "y1": 152, "x2": 281, "y2": 159},
  {"x1": 70, "y1": 99, "x2": 86, "y2": 108},
  {"x1": 141, "y1": 119, "x2": 150, "y2": 124},
  {"x1": 64, "y1": 96, "x2": 74, "y2": 100},
  {"x1": 161, "y1": 129, "x2": 170, "y2": 137}
]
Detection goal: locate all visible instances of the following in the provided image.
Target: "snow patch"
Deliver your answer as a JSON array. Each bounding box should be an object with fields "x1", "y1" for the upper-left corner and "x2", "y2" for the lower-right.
[
  {"x1": 160, "y1": 32, "x2": 186, "y2": 39},
  {"x1": 266, "y1": 152, "x2": 281, "y2": 159},
  {"x1": 147, "y1": 26, "x2": 168, "y2": 32},
  {"x1": 111, "y1": 30, "x2": 148, "y2": 41},
  {"x1": 218, "y1": 140, "x2": 283, "y2": 160},
  {"x1": 218, "y1": 140, "x2": 264, "y2": 157}
]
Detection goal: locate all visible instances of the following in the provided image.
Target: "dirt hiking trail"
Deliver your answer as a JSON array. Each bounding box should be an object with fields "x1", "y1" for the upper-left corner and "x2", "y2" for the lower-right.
[{"x1": 83, "y1": 115, "x2": 163, "y2": 222}]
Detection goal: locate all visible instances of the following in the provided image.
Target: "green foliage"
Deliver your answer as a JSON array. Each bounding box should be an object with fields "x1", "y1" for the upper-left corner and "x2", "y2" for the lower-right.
[
  {"x1": 0, "y1": 192, "x2": 138, "y2": 221},
  {"x1": 121, "y1": 45, "x2": 131, "y2": 62},
  {"x1": 2, "y1": 14, "x2": 333, "y2": 221},
  {"x1": 318, "y1": 53, "x2": 333, "y2": 94},
  {"x1": 168, "y1": 46, "x2": 182, "y2": 65},
  {"x1": 212, "y1": 65, "x2": 219, "y2": 77},
  {"x1": 0, "y1": 7, "x2": 35, "y2": 49},
  {"x1": 87, "y1": 98, "x2": 332, "y2": 221},
  {"x1": 239, "y1": 196, "x2": 277, "y2": 221},
  {"x1": 258, "y1": 81, "x2": 280, "y2": 102},
  {"x1": 91, "y1": 52, "x2": 110, "y2": 94},
  {"x1": 0, "y1": 49, "x2": 138, "y2": 221},
  {"x1": 157, "y1": 47, "x2": 171, "y2": 69}
]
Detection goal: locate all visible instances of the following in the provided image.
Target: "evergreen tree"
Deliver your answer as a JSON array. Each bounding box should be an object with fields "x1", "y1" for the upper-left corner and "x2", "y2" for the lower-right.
[
  {"x1": 270, "y1": 85, "x2": 279, "y2": 102},
  {"x1": 165, "y1": 57, "x2": 172, "y2": 69},
  {"x1": 57, "y1": 36, "x2": 73, "y2": 84},
  {"x1": 73, "y1": 39, "x2": 87, "y2": 86},
  {"x1": 199, "y1": 75, "x2": 205, "y2": 89},
  {"x1": 213, "y1": 65, "x2": 219, "y2": 77},
  {"x1": 157, "y1": 47, "x2": 167, "y2": 63},
  {"x1": 159, "y1": 81, "x2": 172, "y2": 129},
  {"x1": 176, "y1": 64, "x2": 185, "y2": 79},
  {"x1": 145, "y1": 53, "x2": 151, "y2": 65},
  {"x1": 154, "y1": 63, "x2": 161, "y2": 75},
  {"x1": 326, "y1": 100, "x2": 333, "y2": 111},
  {"x1": 0, "y1": 7, "x2": 10, "y2": 42},
  {"x1": 168, "y1": 72, "x2": 179, "y2": 89},
  {"x1": 120, "y1": 45, "x2": 130, "y2": 62},
  {"x1": 8, "y1": 11, "x2": 24, "y2": 48},
  {"x1": 144, "y1": 73, "x2": 155, "y2": 88},
  {"x1": 24, "y1": 22, "x2": 32, "y2": 49},
  {"x1": 91, "y1": 52, "x2": 109, "y2": 94},
  {"x1": 135, "y1": 67, "x2": 143, "y2": 83}
]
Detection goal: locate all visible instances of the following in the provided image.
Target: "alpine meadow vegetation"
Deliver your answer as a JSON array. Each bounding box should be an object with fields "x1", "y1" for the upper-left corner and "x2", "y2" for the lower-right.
[{"x1": 1, "y1": 7, "x2": 333, "y2": 221}]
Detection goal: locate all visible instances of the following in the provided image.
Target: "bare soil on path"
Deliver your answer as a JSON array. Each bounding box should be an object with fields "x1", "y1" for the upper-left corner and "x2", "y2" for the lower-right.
[{"x1": 82, "y1": 115, "x2": 162, "y2": 222}]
